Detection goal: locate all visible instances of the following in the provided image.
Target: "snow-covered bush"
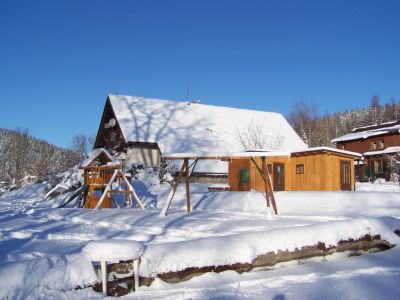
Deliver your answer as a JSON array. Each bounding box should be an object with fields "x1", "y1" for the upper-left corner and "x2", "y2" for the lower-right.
[
  {"x1": 127, "y1": 162, "x2": 174, "y2": 186},
  {"x1": 159, "y1": 161, "x2": 175, "y2": 184}
]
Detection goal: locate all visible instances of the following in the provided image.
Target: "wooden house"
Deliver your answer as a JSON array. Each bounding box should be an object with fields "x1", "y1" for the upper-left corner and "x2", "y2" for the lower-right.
[
  {"x1": 93, "y1": 94, "x2": 307, "y2": 178},
  {"x1": 228, "y1": 147, "x2": 360, "y2": 192},
  {"x1": 331, "y1": 120, "x2": 400, "y2": 180}
]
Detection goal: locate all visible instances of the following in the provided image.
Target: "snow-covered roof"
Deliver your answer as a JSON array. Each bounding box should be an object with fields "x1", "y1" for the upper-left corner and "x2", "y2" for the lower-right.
[
  {"x1": 351, "y1": 120, "x2": 400, "y2": 132},
  {"x1": 292, "y1": 147, "x2": 362, "y2": 158},
  {"x1": 163, "y1": 151, "x2": 291, "y2": 160},
  {"x1": 79, "y1": 148, "x2": 115, "y2": 168},
  {"x1": 363, "y1": 146, "x2": 400, "y2": 156},
  {"x1": 163, "y1": 147, "x2": 360, "y2": 160},
  {"x1": 331, "y1": 124, "x2": 400, "y2": 143},
  {"x1": 108, "y1": 94, "x2": 307, "y2": 155}
]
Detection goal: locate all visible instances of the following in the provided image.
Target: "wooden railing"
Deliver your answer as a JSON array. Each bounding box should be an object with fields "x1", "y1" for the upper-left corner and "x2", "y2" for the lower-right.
[{"x1": 84, "y1": 165, "x2": 120, "y2": 185}]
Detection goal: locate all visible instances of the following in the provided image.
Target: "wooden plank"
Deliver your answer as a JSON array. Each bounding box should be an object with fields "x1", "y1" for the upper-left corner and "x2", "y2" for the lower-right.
[
  {"x1": 185, "y1": 158, "x2": 191, "y2": 212},
  {"x1": 108, "y1": 190, "x2": 133, "y2": 194},
  {"x1": 266, "y1": 168, "x2": 278, "y2": 214},
  {"x1": 261, "y1": 157, "x2": 270, "y2": 208},
  {"x1": 164, "y1": 155, "x2": 290, "y2": 161},
  {"x1": 95, "y1": 169, "x2": 118, "y2": 210},
  {"x1": 120, "y1": 169, "x2": 144, "y2": 209},
  {"x1": 160, "y1": 161, "x2": 186, "y2": 216}
]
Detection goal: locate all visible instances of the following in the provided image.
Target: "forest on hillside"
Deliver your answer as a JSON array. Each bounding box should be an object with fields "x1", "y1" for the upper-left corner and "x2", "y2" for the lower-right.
[
  {"x1": 288, "y1": 96, "x2": 400, "y2": 147},
  {"x1": 0, "y1": 128, "x2": 87, "y2": 191}
]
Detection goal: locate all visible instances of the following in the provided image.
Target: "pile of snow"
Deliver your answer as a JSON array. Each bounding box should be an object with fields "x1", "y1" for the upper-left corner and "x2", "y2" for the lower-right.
[
  {"x1": 82, "y1": 240, "x2": 144, "y2": 261},
  {"x1": 357, "y1": 180, "x2": 400, "y2": 192},
  {"x1": 141, "y1": 218, "x2": 398, "y2": 276},
  {"x1": 0, "y1": 254, "x2": 96, "y2": 299}
]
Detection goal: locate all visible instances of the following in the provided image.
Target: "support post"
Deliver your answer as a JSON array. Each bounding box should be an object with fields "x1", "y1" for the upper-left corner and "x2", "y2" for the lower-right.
[
  {"x1": 95, "y1": 169, "x2": 118, "y2": 210},
  {"x1": 261, "y1": 157, "x2": 270, "y2": 208},
  {"x1": 133, "y1": 259, "x2": 139, "y2": 291},
  {"x1": 121, "y1": 170, "x2": 144, "y2": 209},
  {"x1": 160, "y1": 161, "x2": 186, "y2": 216},
  {"x1": 185, "y1": 158, "x2": 191, "y2": 212},
  {"x1": 101, "y1": 261, "x2": 107, "y2": 296},
  {"x1": 250, "y1": 156, "x2": 278, "y2": 215},
  {"x1": 266, "y1": 167, "x2": 278, "y2": 215}
]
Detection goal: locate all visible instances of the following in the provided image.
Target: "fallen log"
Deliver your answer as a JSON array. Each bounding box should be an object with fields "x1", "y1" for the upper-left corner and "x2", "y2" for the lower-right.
[{"x1": 86, "y1": 234, "x2": 394, "y2": 296}]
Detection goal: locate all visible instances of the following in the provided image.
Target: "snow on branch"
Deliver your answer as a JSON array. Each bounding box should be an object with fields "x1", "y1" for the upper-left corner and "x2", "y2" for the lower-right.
[{"x1": 236, "y1": 118, "x2": 286, "y2": 150}]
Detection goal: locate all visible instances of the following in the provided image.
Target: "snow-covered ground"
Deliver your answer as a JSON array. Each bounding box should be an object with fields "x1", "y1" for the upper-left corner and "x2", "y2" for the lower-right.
[{"x1": 0, "y1": 175, "x2": 400, "y2": 299}]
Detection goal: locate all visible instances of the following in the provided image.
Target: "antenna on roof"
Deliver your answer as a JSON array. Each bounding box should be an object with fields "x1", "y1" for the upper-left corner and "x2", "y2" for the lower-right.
[{"x1": 186, "y1": 83, "x2": 189, "y2": 101}]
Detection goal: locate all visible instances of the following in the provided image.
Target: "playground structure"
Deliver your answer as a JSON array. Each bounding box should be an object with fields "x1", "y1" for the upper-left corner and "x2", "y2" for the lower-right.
[
  {"x1": 50, "y1": 148, "x2": 143, "y2": 209},
  {"x1": 80, "y1": 148, "x2": 143, "y2": 209}
]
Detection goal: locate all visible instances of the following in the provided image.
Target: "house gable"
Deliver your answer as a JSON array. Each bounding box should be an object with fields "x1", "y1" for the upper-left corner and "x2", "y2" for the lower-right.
[{"x1": 94, "y1": 97, "x2": 126, "y2": 152}]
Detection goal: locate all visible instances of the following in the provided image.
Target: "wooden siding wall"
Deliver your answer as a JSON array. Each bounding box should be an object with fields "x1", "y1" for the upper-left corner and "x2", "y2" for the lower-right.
[
  {"x1": 290, "y1": 154, "x2": 354, "y2": 191},
  {"x1": 228, "y1": 159, "x2": 251, "y2": 191},
  {"x1": 336, "y1": 133, "x2": 400, "y2": 153},
  {"x1": 252, "y1": 157, "x2": 288, "y2": 192},
  {"x1": 229, "y1": 153, "x2": 355, "y2": 192}
]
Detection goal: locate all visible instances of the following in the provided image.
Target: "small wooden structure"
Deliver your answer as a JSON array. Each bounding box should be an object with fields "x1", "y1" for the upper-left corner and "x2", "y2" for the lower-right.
[
  {"x1": 229, "y1": 148, "x2": 361, "y2": 192},
  {"x1": 80, "y1": 148, "x2": 143, "y2": 209}
]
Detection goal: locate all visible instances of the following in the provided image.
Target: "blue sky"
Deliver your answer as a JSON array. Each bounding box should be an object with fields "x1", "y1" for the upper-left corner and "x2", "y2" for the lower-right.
[{"x1": 1, "y1": 0, "x2": 400, "y2": 148}]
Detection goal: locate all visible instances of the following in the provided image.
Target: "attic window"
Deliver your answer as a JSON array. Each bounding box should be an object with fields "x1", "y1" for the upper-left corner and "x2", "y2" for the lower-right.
[
  {"x1": 380, "y1": 140, "x2": 384, "y2": 149},
  {"x1": 296, "y1": 164, "x2": 304, "y2": 174},
  {"x1": 371, "y1": 140, "x2": 377, "y2": 150}
]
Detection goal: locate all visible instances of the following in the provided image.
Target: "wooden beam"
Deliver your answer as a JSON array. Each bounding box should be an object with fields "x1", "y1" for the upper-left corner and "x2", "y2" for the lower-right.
[
  {"x1": 189, "y1": 159, "x2": 199, "y2": 178},
  {"x1": 265, "y1": 167, "x2": 278, "y2": 215},
  {"x1": 164, "y1": 155, "x2": 290, "y2": 161},
  {"x1": 185, "y1": 158, "x2": 191, "y2": 212},
  {"x1": 251, "y1": 156, "x2": 278, "y2": 215},
  {"x1": 95, "y1": 169, "x2": 118, "y2": 210},
  {"x1": 120, "y1": 169, "x2": 144, "y2": 209},
  {"x1": 250, "y1": 157, "x2": 266, "y2": 182},
  {"x1": 160, "y1": 161, "x2": 186, "y2": 216},
  {"x1": 261, "y1": 157, "x2": 270, "y2": 208}
]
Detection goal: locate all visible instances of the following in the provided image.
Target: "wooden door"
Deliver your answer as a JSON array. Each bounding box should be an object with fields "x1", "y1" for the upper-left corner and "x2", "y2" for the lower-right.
[
  {"x1": 340, "y1": 161, "x2": 351, "y2": 191},
  {"x1": 273, "y1": 163, "x2": 285, "y2": 191}
]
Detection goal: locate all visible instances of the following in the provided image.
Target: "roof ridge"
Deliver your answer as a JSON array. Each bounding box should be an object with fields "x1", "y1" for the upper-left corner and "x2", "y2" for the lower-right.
[{"x1": 108, "y1": 94, "x2": 283, "y2": 116}]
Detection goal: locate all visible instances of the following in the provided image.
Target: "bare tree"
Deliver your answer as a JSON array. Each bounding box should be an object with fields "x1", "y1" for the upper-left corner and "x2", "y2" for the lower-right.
[
  {"x1": 236, "y1": 119, "x2": 286, "y2": 150},
  {"x1": 288, "y1": 100, "x2": 319, "y2": 146},
  {"x1": 70, "y1": 134, "x2": 93, "y2": 159}
]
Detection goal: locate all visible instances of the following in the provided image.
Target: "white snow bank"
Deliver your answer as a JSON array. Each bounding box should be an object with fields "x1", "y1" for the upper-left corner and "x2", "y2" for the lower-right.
[
  {"x1": 356, "y1": 181, "x2": 400, "y2": 192},
  {"x1": 82, "y1": 240, "x2": 144, "y2": 261},
  {"x1": 0, "y1": 253, "x2": 97, "y2": 299},
  {"x1": 140, "y1": 217, "x2": 399, "y2": 276}
]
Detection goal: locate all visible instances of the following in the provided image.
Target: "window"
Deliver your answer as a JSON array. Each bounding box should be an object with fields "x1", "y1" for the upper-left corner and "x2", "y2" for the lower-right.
[
  {"x1": 371, "y1": 140, "x2": 377, "y2": 150},
  {"x1": 340, "y1": 145, "x2": 345, "y2": 150},
  {"x1": 380, "y1": 139, "x2": 384, "y2": 149},
  {"x1": 239, "y1": 168, "x2": 249, "y2": 185},
  {"x1": 296, "y1": 164, "x2": 304, "y2": 174}
]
